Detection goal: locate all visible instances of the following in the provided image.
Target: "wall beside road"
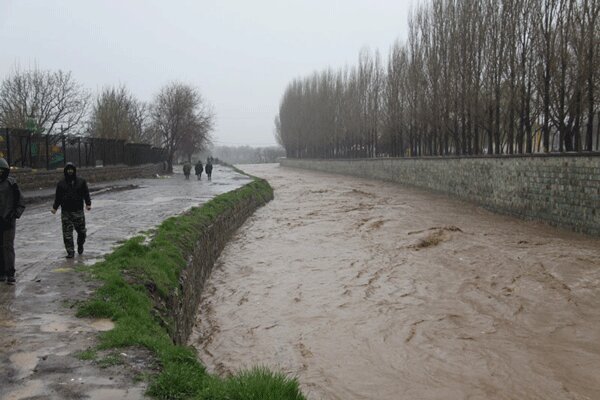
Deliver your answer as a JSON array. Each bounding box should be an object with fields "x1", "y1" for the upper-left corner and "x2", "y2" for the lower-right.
[
  {"x1": 281, "y1": 156, "x2": 600, "y2": 236},
  {"x1": 12, "y1": 163, "x2": 166, "y2": 190}
]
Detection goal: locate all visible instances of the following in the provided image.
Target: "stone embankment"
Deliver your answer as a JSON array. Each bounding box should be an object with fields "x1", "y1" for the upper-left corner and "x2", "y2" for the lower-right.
[
  {"x1": 170, "y1": 180, "x2": 274, "y2": 344},
  {"x1": 281, "y1": 155, "x2": 600, "y2": 236},
  {"x1": 12, "y1": 163, "x2": 165, "y2": 191}
]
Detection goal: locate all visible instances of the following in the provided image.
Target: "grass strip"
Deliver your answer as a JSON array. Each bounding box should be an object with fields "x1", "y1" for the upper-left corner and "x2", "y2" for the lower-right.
[{"x1": 77, "y1": 176, "x2": 306, "y2": 400}]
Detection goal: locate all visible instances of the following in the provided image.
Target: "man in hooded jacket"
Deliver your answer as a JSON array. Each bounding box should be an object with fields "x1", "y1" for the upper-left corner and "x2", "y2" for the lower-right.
[
  {"x1": 194, "y1": 160, "x2": 203, "y2": 180},
  {"x1": 0, "y1": 158, "x2": 25, "y2": 285},
  {"x1": 205, "y1": 159, "x2": 213, "y2": 181},
  {"x1": 51, "y1": 163, "x2": 91, "y2": 258}
]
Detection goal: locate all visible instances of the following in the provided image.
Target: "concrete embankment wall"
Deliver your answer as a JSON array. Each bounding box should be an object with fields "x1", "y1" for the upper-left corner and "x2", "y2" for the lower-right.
[
  {"x1": 169, "y1": 180, "x2": 273, "y2": 344},
  {"x1": 281, "y1": 156, "x2": 600, "y2": 236},
  {"x1": 12, "y1": 163, "x2": 165, "y2": 190}
]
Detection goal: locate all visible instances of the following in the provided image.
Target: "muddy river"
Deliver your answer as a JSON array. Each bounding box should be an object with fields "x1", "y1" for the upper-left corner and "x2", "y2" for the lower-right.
[{"x1": 189, "y1": 163, "x2": 600, "y2": 400}]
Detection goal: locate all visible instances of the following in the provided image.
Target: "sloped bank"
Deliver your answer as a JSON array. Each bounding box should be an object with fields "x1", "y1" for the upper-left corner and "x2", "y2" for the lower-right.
[{"x1": 77, "y1": 174, "x2": 306, "y2": 400}]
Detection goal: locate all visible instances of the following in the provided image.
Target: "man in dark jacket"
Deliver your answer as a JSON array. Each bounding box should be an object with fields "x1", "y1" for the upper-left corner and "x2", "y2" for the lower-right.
[
  {"x1": 183, "y1": 162, "x2": 192, "y2": 179},
  {"x1": 205, "y1": 159, "x2": 213, "y2": 181},
  {"x1": 194, "y1": 160, "x2": 203, "y2": 180},
  {"x1": 51, "y1": 163, "x2": 91, "y2": 258},
  {"x1": 0, "y1": 158, "x2": 25, "y2": 285}
]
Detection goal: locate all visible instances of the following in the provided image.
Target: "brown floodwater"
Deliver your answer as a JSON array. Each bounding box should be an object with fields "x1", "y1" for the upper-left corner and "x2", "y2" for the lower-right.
[{"x1": 189, "y1": 163, "x2": 600, "y2": 400}]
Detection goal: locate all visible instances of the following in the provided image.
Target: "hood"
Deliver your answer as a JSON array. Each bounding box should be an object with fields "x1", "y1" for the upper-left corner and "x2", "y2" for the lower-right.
[
  {"x1": 0, "y1": 158, "x2": 9, "y2": 182},
  {"x1": 64, "y1": 162, "x2": 77, "y2": 182}
]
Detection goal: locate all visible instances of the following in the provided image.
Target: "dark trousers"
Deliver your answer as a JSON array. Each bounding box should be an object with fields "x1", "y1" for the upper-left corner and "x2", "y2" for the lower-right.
[
  {"x1": 61, "y1": 210, "x2": 86, "y2": 254},
  {"x1": 0, "y1": 227, "x2": 16, "y2": 278}
]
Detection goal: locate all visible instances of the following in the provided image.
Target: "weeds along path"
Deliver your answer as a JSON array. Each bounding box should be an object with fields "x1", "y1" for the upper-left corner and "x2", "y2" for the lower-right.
[{"x1": 190, "y1": 163, "x2": 600, "y2": 400}]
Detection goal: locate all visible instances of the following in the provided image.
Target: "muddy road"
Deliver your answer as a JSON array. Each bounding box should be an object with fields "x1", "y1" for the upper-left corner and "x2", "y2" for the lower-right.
[
  {"x1": 190, "y1": 163, "x2": 600, "y2": 400},
  {"x1": 0, "y1": 165, "x2": 251, "y2": 400}
]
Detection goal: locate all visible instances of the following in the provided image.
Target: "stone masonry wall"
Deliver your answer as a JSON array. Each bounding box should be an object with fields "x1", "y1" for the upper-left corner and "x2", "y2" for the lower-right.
[
  {"x1": 281, "y1": 156, "x2": 600, "y2": 237},
  {"x1": 11, "y1": 163, "x2": 165, "y2": 191},
  {"x1": 170, "y1": 183, "x2": 273, "y2": 345}
]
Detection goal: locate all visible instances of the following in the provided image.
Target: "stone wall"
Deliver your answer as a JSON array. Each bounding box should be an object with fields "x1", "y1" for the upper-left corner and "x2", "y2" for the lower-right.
[
  {"x1": 281, "y1": 156, "x2": 600, "y2": 236},
  {"x1": 12, "y1": 163, "x2": 165, "y2": 190},
  {"x1": 169, "y1": 182, "x2": 273, "y2": 344}
]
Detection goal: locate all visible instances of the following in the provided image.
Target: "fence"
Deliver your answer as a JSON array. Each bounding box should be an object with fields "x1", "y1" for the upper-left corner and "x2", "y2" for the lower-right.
[{"x1": 0, "y1": 128, "x2": 165, "y2": 169}]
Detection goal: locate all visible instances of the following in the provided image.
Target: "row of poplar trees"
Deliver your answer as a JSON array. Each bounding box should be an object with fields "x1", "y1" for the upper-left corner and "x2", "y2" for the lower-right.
[{"x1": 276, "y1": 0, "x2": 600, "y2": 158}]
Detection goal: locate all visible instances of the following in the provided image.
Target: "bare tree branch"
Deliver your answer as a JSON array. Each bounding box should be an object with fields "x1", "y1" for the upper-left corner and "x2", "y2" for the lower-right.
[{"x1": 0, "y1": 68, "x2": 89, "y2": 135}]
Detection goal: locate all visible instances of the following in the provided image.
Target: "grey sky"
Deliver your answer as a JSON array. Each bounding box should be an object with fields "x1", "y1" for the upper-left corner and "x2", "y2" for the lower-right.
[{"x1": 1, "y1": 0, "x2": 417, "y2": 147}]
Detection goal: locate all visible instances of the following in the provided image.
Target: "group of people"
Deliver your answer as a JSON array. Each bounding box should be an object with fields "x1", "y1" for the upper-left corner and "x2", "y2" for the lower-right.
[
  {"x1": 1, "y1": 160, "x2": 91, "y2": 286},
  {"x1": 183, "y1": 158, "x2": 213, "y2": 181},
  {"x1": 2, "y1": 156, "x2": 220, "y2": 285}
]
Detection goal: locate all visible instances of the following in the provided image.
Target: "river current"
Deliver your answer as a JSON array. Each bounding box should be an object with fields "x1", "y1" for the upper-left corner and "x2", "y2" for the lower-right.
[{"x1": 189, "y1": 163, "x2": 600, "y2": 400}]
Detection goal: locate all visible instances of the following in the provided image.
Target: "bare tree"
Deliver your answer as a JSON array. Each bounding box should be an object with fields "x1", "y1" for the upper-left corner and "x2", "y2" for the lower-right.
[
  {"x1": 0, "y1": 68, "x2": 89, "y2": 134},
  {"x1": 90, "y1": 85, "x2": 148, "y2": 142},
  {"x1": 127, "y1": 99, "x2": 152, "y2": 144},
  {"x1": 178, "y1": 99, "x2": 214, "y2": 163},
  {"x1": 547, "y1": 0, "x2": 580, "y2": 151},
  {"x1": 536, "y1": 0, "x2": 561, "y2": 152},
  {"x1": 516, "y1": 0, "x2": 539, "y2": 153},
  {"x1": 581, "y1": 0, "x2": 599, "y2": 150},
  {"x1": 275, "y1": 0, "x2": 599, "y2": 159},
  {"x1": 149, "y1": 82, "x2": 214, "y2": 172},
  {"x1": 383, "y1": 41, "x2": 408, "y2": 157}
]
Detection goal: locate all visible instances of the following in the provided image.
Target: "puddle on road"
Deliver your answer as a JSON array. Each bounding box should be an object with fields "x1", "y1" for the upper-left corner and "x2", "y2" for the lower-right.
[
  {"x1": 41, "y1": 321, "x2": 74, "y2": 333},
  {"x1": 0, "y1": 320, "x2": 15, "y2": 328},
  {"x1": 90, "y1": 319, "x2": 114, "y2": 331},
  {"x1": 4, "y1": 379, "x2": 44, "y2": 400},
  {"x1": 38, "y1": 315, "x2": 114, "y2": 333},
  {"x1": 3, "y1": 379, "x2": 145, "y2": 400},
  {"x1": 51, "y1": 267, "x2": 74, "y2": 273},
  {"x1": 86, "y1": 376, "x2": 123, "y2": 386},
  {"x1": 82, "y1": 256, "x2": 105, "y2": 266},
  {"x1": 0, "y1": 302, "x2": 15, "y2": 328},
  {"x1": 9, "y1": 351, "x2": 39, "y2": 380},
  {"x1": 87, "y1": 387, "x2": 145, "y2": 400}
]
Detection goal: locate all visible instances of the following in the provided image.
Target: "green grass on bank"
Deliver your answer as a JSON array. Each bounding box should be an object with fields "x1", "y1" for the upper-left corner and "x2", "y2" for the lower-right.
[{"x1": 77, "y1": 176, "x2": 306, "y2": 400}]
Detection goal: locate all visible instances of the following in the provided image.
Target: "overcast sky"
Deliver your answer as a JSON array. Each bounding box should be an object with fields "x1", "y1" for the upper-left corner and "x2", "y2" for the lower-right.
[{"x1": 0, "y1": 0, "x2": 418, "y2": 147}]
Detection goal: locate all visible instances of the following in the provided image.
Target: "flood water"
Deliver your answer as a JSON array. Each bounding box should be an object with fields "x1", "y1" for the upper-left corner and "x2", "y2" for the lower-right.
[{"x1": 189, "y1": 163, "x2": 600, "y2": 400}]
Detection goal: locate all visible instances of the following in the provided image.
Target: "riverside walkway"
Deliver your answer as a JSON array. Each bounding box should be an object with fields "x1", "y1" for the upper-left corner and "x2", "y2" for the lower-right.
[{"x1": 0, "y1": 165, "x2": 251, "y2": 400}]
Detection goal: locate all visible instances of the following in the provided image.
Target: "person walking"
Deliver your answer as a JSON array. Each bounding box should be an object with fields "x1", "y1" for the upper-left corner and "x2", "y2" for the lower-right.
[
  {"x1": 205, "y1": 159, "x2": 213, "y2": 181},
  {"x1": 0, "y1": 158, "x2": 25, "y2": 285},
  {"x1": 195, "y1": 160, "x2": 203, "y2": 180},
  {"x1": 183, "y1": 162, "x2": 192, "y2": 180},
  {"x1": 51, "y1": 163, "x2": 91, "y2": 258}
]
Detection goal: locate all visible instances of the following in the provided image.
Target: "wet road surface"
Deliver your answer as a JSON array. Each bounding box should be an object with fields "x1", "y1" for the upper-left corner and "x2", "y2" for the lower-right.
[
  {"x1": 190, "y1": 163, "x2": 600, "y2": 400},
  {"x1": 0, "y1": 165, "x2": 251, "y2": 400}
]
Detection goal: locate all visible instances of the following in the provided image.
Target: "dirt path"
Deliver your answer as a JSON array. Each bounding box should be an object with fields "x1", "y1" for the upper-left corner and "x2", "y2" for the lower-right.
[
  {"x1": 190, "y1": 163, "x2": 600, "y2": 400},
  {"x1": 0, "y1": 165, "x2": 251, "y2": 400}
]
